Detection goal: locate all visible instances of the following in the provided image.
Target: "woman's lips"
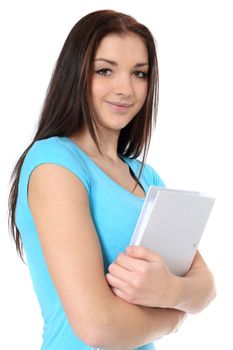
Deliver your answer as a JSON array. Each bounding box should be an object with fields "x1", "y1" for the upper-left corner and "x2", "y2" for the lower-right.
[{"x1": 105, "y1": 101, "x2": 132, "y2": 114}]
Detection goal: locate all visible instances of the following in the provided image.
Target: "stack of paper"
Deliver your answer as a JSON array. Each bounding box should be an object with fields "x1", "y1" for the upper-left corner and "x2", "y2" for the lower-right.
[{"x1": 130, "y1": 186, "x2": 215, "y2": 276}]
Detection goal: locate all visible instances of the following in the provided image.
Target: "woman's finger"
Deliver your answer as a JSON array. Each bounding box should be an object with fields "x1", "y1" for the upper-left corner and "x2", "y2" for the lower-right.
[
  {"x1": 114, "y1": 252, "x2": 149, "y2": 273},
  {"x1": 106, "y1": 272, "x2": 127, "y2": 290},
  {"x1": 108, "y1": 261, "x2": 133, "y2": 282}
]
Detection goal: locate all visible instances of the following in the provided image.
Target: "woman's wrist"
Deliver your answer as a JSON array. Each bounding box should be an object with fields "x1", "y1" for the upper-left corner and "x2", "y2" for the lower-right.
[{"x1": 168, "y1": 274, "x2": 187, "y2": 310}]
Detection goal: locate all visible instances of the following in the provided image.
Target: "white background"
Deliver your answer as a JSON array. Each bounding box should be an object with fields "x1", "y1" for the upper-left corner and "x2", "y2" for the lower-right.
[{"x1": 1, "y1": 0, "x2": 232, "y2": 349}]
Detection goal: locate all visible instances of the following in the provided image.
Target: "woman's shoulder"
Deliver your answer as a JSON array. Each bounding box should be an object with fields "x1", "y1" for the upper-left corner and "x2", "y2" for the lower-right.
[
  {"x1": 128, "y1": 157, "x2": 165, "y2": 187},
  {"x1": 25, "y1": 136, "x2": 84, "y2": 164},
  {"x1": 27, "y1": 136, "x2": 71, "y2": 157},
  {"x1": 22, "y1": 136, "x2": 91, "y2": 191}
]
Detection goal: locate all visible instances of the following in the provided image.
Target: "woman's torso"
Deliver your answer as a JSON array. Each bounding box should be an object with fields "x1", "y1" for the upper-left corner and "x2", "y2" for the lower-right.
[{"x1": 15, "y1": 136, "x2": 164, "y2": 349}]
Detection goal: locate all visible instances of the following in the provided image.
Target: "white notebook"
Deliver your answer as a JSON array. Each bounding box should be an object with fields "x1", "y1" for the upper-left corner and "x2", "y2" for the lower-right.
[{"x1": 130, "y1": 186, "x2": 215, "y2": 276}]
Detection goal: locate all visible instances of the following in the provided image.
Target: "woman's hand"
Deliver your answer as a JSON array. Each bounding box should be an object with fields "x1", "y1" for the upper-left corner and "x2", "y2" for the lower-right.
[
  {"x1": 106, "y1": 245, "x2": 178, "y2": 308},
  {"x1": 106, "y1": 247, "x2": 216, "y2": 313}
]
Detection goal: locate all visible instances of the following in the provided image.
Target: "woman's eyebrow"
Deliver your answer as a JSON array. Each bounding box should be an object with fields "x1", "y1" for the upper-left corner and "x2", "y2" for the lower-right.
[{"x1": 94, "y1": 58, "x2": 149, "y2": 68}]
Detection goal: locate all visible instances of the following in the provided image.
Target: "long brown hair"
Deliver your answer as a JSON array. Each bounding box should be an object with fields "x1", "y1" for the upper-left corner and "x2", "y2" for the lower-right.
[{"x1": 8, "y1": 9, "x2": 159, "y2": 261}]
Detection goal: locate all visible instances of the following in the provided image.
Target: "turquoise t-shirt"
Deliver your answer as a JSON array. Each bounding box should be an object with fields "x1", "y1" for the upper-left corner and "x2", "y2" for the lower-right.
[{"x1": 15, "y1": 136, "x2": 165, "y2": 350}]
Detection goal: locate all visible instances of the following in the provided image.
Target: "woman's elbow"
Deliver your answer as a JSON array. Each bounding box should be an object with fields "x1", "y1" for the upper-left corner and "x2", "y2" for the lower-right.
[
  {"x1": 208, "y1": 273, "x2": 217, "y2": 305},
  {"x1": 72, "y1": 311, "x2": 111, "y2": 348},
  {"x1": 77, "y1": 326, "x2": 106, "y2": 348},
  {"x1": 205, "y1": 270, "x2": 217, "y2": 306},
  {"x1": 192, "y1": 271, "x2": 217, "y2": 315}
]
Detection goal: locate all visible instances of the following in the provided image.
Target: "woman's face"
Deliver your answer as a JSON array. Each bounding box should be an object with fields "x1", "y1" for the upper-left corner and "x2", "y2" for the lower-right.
[{"x1": 90, "y1": 33, "x2": 149, "y2": 132}]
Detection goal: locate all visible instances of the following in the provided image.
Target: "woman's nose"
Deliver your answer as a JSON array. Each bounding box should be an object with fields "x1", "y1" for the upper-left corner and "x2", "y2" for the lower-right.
[{"x1": 113, "y1": 73, "x2": 134, "y2": 97}]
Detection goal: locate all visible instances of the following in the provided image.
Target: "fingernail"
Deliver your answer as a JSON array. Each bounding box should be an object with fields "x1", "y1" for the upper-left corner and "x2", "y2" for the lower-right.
[{"x1": 127, "y1": 246, "x2": 135, "y2": 254}]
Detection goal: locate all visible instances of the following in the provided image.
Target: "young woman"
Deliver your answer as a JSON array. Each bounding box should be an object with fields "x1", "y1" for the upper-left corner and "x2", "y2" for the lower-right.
[{"x1": 8, "y1": 9, "x2": 216, "y2": 350}]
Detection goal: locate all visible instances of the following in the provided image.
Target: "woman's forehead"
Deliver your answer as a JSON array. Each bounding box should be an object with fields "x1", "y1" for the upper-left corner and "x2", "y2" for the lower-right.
[{"x1": 94, "y1": 33, "x2": 148, "y2": 62}]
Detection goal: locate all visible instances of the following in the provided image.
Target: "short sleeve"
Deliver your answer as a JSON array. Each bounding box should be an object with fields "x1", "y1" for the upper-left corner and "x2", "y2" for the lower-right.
[
  {"x1": 152, "y1": 168, "x2": 166, "y2": 187},
  {"x1": 128, "y1": 158, "x2": 165, "y2": 189},
  {"x1": 18, "y1": 136, "x2": 91, "y2": 217},
  {"x1": 143, "y1": 162, "x2": 166, "y2": 188}
]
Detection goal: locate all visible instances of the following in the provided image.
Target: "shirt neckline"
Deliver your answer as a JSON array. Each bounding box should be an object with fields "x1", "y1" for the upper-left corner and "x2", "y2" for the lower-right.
[{"x1": 62, "y1": 136, "x2": 146, "y2": 201}]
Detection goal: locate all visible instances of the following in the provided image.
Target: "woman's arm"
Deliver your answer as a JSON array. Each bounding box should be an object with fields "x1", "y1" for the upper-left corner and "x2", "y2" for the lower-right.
[
  {"x1": 28, "y1": 163, "x2": 186, "y2": 349},
  {"x1": 172, "y1": 250, "x2": 216, "y2": 314},
  {"x1": 106, "y1": 246, "x2": 216, "y2": 314}
]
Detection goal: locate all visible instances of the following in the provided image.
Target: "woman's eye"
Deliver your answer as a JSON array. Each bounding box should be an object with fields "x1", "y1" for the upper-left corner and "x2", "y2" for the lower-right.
[
  {"x1": 95, "y1": 68, "x2": 112, "y2": 76},
  {"x1": 134, "y1": 71, "x2": 148, "y2": 79}
]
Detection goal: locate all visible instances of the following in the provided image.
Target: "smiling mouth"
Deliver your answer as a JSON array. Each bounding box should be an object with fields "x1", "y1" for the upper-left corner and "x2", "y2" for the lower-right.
[
  {"x1": 106, "y1": 101, "x2": 133, "y2": 107},
  {"x1": 105, "y1": 101, "x2": 133, "y2": 114}
]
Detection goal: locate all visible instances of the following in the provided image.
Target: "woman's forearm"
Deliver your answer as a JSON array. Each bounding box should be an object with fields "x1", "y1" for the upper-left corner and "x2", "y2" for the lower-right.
[
  {"x1": 170, "y1": 251, "x2": 216, "y2": 314},
  {"x1": 90, "y1": 291, "x2": 186, "y2": 349},
  {"x1": 172, "y1": 265, "x2": 216, "y2": 314}
]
